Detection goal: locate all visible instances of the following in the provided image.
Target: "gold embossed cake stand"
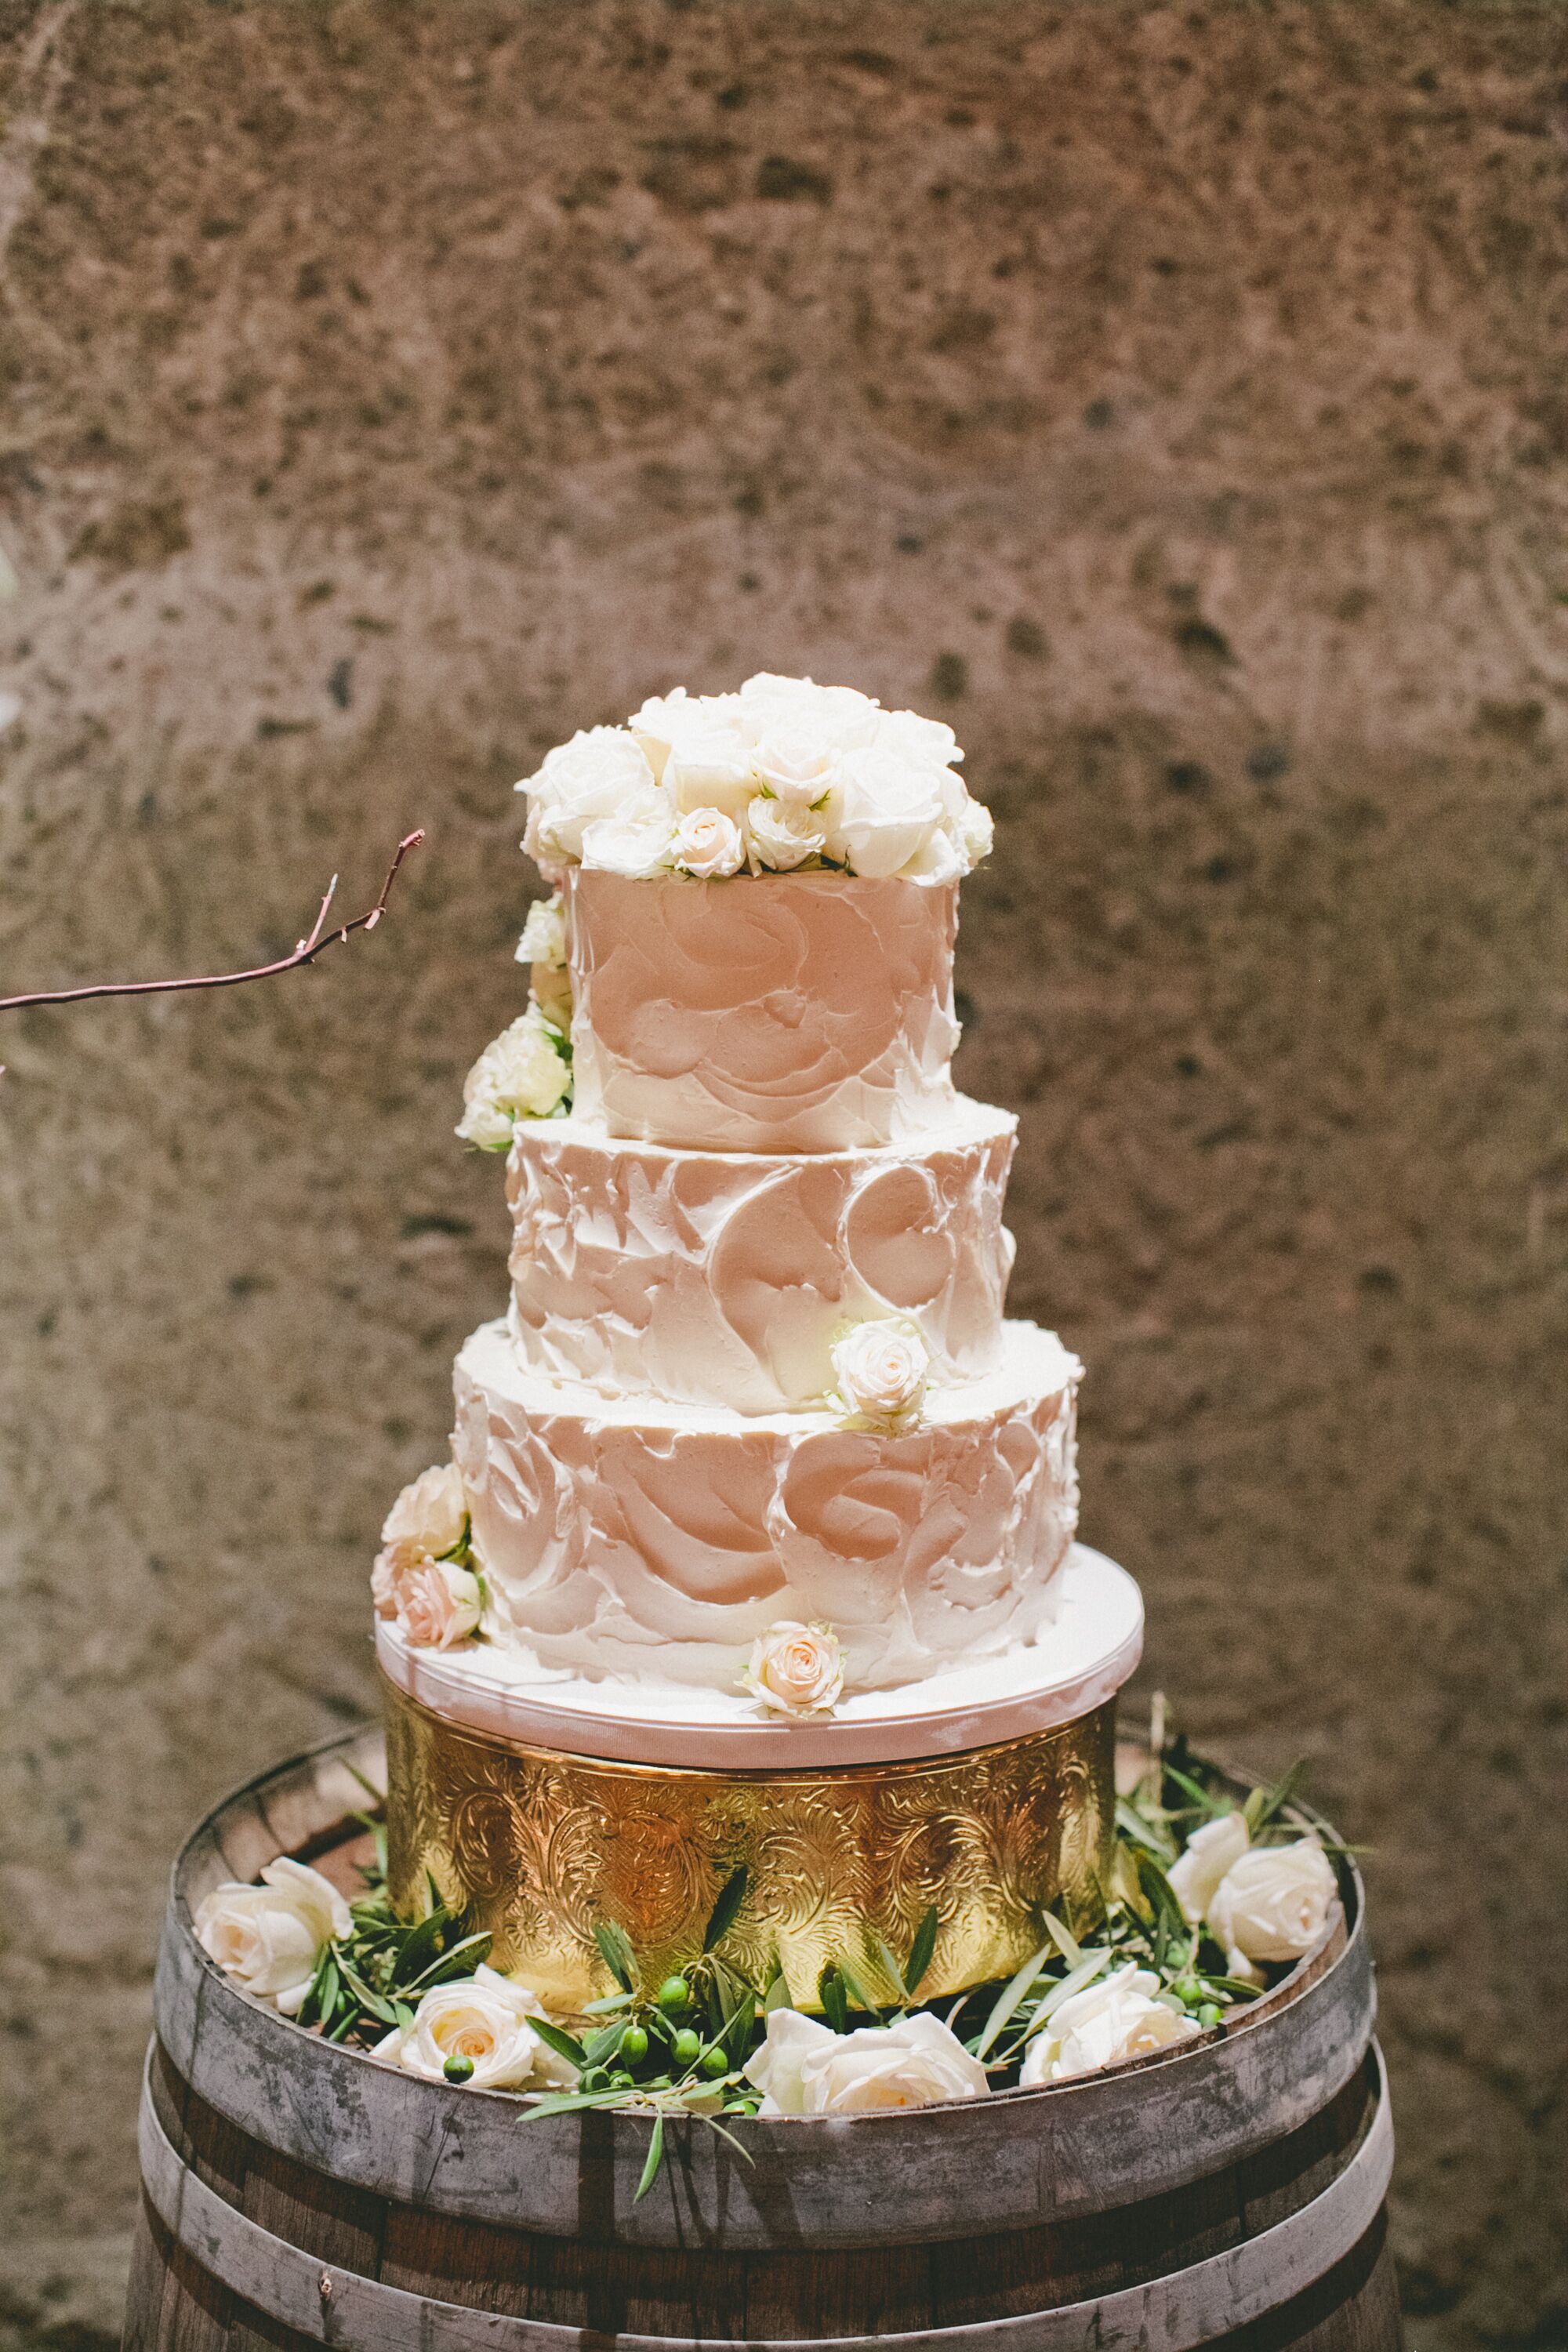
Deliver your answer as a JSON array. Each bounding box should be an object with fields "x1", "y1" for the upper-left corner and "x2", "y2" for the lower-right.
[{"x1": 381, "y1": 1545, "x2": 1142, "y2": 2014}]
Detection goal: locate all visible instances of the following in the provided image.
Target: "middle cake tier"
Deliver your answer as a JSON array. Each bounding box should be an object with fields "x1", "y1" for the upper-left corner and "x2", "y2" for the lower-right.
[
  {"x1": 506, "y1": 1096, "x2": 1018, "y2": 1414},
  {"x1": 454, "y1": 1316, "x2": 1081, "y2": 1695}
]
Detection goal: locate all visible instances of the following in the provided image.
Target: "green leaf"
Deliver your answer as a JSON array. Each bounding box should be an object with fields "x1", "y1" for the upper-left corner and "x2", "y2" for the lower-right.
[
  {"x1": 1115, "y1": 1797, "x2": 1178, "y2": 1863},
  {"x1": 1201, "y1": 1974, "x2": 1266, "y2": 2002},
  {"x1": 1245, "y1": 1759, "x2": 1310, "y2": 1838},
  {"x1": 583, "y1": 1991, "x2": 635, "y2": 2015},
  {"x1": 402, "y1": 1929, "x2": 491, "y2": 1996},
  {"x1": 336, "y1": 1951, "x2": 403, "y2": 2027},
  {"x1": 593, "y1": 1918, "x2": 637, "y2": 1994},
  {"x1": 635, "y1": 2111, "x2": 665, "y2": 2201},
  {"x1": 818, "y1": 1965, "x2": 848, "y2": 2034},
  {"x1": 835, "y1": 1956, "x2": 879, "y2": 2018},
  {"x1": 904, "y1": 1904, "x2": 939, "y2": 1999},
  {"x1": 702, "y1": 1866, "x2": 749, "y2": 1953},
  {"x1": 973, "y1": 1941, "x2": 1052, "y2": 2059},
  {"x1": 584, "y1": 2020, "x2": 629, "y2": 2069},
  {"x1": 869, "y1": 1930, "x2": 906, "y2": 2002},
  {"x1": 763, "y1": 1959, "x2": 792, "y2": 2014},
  {"x1": 1040, "y1": 1909, "x2": 1083, "y2": 1968},
  {"x1": 522, "y1": 2086, "x2": 637, "y2": 2121},
  {"x1": 530, "y1": 2016, "x2": 589, "y2": 2071}
]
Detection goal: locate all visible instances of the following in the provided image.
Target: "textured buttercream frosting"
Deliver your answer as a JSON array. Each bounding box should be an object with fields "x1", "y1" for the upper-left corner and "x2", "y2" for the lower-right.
[
  {"x1": 506, "y1": 1098, "x2": 1017, "y2": 1414},
  {"x1": 566, "y1": 868, "x2": 960, "y2": 1152},
  {"x1": 453, "y1": 1317, "x2": 1080, "y2": 1693}
]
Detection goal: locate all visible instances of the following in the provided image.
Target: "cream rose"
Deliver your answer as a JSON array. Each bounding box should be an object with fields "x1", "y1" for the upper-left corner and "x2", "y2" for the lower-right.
[
  {"x1": 672, "y1": 805, "x2": 745, "y2": 879},
  {"x1": 195, "y1": 1857, "x2": 352, "y2": 2016},
  {"x1": 663, "y1": 719, "x2": 757, "y2": 822},
  {"x1": 826, "y1": 742, "x2": 946, "y2": 878},
  {"x1": 1018, "y1": 1963, "x2": 1200, "y2": 2086},
  {"x1": 742, "y1": 1621, "x2": 844, "y2": 1715},
  {"x1": 753, "y1": 731, "x2": 839, "y2": 808},
  {"x1": 380, "y1": 1464, "x2": 467, "y2": 1566},
  {"x1": 373, "y1": 1964, "x2": 577, "y2": 2089},
  {"x1": 578, "y1": 805, "x2": 676, "y2": 879},
  {"x1": 739, "y1": 673, "x2": 882, "y2": 753},
  {"x1": 515, "y1": 892, "x2": 566, "y2": 969},
  {"x1": 1167, "y1": 1812, "x2": 1251, "y2": 1927},
  {"x1": 397, "y1": 1557, "x2": 484, "y2": 1650},
  {"x1": 830, "y1": 1319, "x2": 929, "y2": 1425},
  {"x1": 456, "y1": 1007, "x2": 570, "y2": 1148},
  {"x1": 874, "y1": 707, "x2": 964, "y2": 771},
  {"x1": 1207, "y1": 1839, "x2": 1338, "y2": 1965},
  {"x1": 520, "y1": 726, "x2": 660, "y2": 865},
  {"x1": 744, "y1": 2006, "x2": 988, "y2": 2115},
  {"x1": 744, "y1": 795, "x2": 826, "y2": 873}
]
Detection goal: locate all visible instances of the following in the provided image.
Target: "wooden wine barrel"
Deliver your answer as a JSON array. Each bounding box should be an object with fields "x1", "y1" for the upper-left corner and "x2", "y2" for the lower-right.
[{"x1": 125, "y1": 1726, "x2": 1401, "y2": 2352}]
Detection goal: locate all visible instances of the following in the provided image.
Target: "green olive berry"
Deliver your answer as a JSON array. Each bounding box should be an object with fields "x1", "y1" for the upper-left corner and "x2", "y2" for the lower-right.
[
  {"x1": 621, "y1": 2024, "x2": 649, "y2": 2064},
  {"x1": 700, "y1": 2045, "x2": 729, "y2": 2079},
  {"x1": 1171, "y1": 1977, "x2": 1201, "y2": 2005},
  {"x1": 443, "y1": 2053, "x2": 476, "y2": 2085},
  {"x1": 672, "y1": 2026, "x2": 702, "y2": 2067},
  {"x1": 582, "y1": 2064, "x2": 610, "y2": 2091},
  {"x1": 657, "y1": 1975, "x2": 691, "y2": 2016},
  {"x1": 609, "y1": 2069, "x2": 634, "y2": 2089},
  {"x1": 1196, "y1": 2002, "x2": 1222, "y2": 2030}
]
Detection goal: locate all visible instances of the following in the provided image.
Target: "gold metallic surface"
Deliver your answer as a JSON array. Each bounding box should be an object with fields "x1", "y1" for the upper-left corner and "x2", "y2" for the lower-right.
[{"x1": 382, "y1": 1676, "x2": 1116, "y2": 2013}]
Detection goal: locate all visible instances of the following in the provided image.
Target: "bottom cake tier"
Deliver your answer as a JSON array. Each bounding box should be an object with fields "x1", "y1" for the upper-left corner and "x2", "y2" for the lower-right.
[{"x1": 383, "y1": 1546, "x2": 1142, "y2": 2013}]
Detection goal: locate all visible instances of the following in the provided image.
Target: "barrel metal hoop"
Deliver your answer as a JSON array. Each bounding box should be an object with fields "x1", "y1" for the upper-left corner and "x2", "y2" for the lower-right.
[{"x1": 138, "y1": 2043, "x2": 1394, "y2": 2352}]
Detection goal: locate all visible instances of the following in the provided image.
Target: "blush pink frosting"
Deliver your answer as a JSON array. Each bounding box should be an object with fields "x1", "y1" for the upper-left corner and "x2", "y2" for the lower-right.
[
  {"x1": 565, "y1": 868, "x2": 960, "y2": 1152},
  {"x1": 452, "y1": 1318, "x2": 1080, "y2": 1693},
  {"x1": 505, "y1": 1100, "x2": 1017, "y2": 1414}
]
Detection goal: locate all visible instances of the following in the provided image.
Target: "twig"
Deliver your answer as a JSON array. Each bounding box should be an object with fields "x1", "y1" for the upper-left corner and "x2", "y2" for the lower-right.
[{"x1": 0, "y1": 830, "x2": 424, "y2": 1012}]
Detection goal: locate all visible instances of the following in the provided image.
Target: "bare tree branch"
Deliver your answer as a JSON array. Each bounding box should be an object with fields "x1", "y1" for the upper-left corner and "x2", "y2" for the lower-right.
[{"x1": 0, "y1": 830, "x2": 425, "y2": 1013}]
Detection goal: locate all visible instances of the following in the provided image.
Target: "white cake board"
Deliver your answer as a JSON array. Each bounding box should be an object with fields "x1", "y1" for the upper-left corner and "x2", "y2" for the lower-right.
[{"x1": 376, "y1": 1544, "x2": 1142, "y2": 1769}]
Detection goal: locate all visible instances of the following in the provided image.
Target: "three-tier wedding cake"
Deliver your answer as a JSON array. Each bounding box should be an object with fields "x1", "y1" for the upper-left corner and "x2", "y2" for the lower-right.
[{"x1": 373, "y1": 674, "x2": 1144, "y2": 2013}]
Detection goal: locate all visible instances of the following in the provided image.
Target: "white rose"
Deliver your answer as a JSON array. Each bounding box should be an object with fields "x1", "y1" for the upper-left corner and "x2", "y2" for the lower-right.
[
  {"x1": 627, "y1": 686, "x2": 695, "y2": 780},
  {"x1": 520, "y1": 725, "x2": 660, "y2": 866},
  {"x1": 515, "y1": 892, "x2": 566, "y2": 969},
  {"x1": 830, "y1": 1320, "x2": 929, "y2": 1425},
  {"x1": 456, "y1": 1007, "x2": 570, "y2": 1148},
  {"x1": 742, "y1": 1621, "x2": 844, "y2": 1715},
  {"x1": 956, "y1": 790, "x2": 993, "y2": 868},
  {"x1": 1018, "y1": 1963, "x2": 1200, "y2": 2086},
  {"x1": 579, "y1": 804, "x2": 676, "y2": 878},
  {"x1": 397, "y1": 1557, "x2": 484, "y2": 1650},
  {"x1": 744, "y1": 795, "x2": 826, "y2": 873},
  {"x1": 744, "y1": 2008, "x2": 988, "y2": 2115},
  {"x1": 195, "y1": 1857, "x2": 352, "y2": 2016},
  {"x1": 373, "y1": 1964, "x2": 577, "y2": 2089},
  {"x1": 1207, "y1": 1839, "x2": 1338, "y2": 1965},
  {"x1": 672, "y1": 805, "x2": 745, "y2": 879},
  {"x1": 826, "y1": 742, "x2": 946, "y2": 878},
  {"x1": 753, "y1": 731, "x2": 840, "y2": 808},
  {"x1": 875, "y1": 707, "x2": 964, "y2": 770},
  {"x1": 1167, "y1": 1812, "x2": 1251, "y2": 1927},
  {"x1": 896, "y1": 823, "x2": 966, "y2": 887},
  {"x1": 739, "y1": 673, "x2": 882, "y2": 753},
  {"x1": 530, "y1": 964, "x2": 573, "y2": 1029},
  {"x1": 381, "y1": 1463, "x2": 468, "y2": 1565},
  {"x1": 663, "y1": 719, "x2": 757, "y2": 822}
]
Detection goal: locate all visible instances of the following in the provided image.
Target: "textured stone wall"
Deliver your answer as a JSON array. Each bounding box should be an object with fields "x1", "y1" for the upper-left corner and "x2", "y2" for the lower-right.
[{"x1": 0, "y1": 3, "x2": 1563, "y2": 2343}]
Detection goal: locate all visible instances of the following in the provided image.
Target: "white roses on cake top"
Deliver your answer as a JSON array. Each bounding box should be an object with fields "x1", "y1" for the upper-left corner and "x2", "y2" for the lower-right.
[{"x1": 517, "y1": 673, "x2": 993, "y2": 886}]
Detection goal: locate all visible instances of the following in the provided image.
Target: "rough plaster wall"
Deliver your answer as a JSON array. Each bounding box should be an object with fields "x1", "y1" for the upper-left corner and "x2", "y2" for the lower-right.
[{"x1": 0, "y1": 2, "x2": 1563, "y2": 2343}]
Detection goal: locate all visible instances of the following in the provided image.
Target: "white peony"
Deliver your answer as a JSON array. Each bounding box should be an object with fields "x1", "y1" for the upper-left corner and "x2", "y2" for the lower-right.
[
  {"x1": 743, "y1": 2007, "x2": 989, "y2": 2115},
  {"x1": 456, "y1": 1007, "x2": 570, "y2": 1149},
  {"x1": 831, "y1": 1319, "x2": 929, "y2": 1425},
  {"x1": 195, "y1": 1857, "x2": 352, "y2": 2016},
  {"x1": 741, "y1": 1621, "x2": 844, "y2": 1715},
  {"x1": 396, "y1": 1557, "x2": 484, "y2": 1650},
  {"x1": 515, "y1": 892, "x2": 567, "y2": 969},
  {"x1": 1168, "y1": 1812, "x2": 1251, "y2": 1927},
  {"x1": 1207, "y1": 1839, "x2": 1338, "y2": 1966},
  {"x1": 672, "y1": 805, "x2": 746, "y2": 878},
  {"x1": 753, "y1": 731, "x2": 840, "y2": 808},
  {"x1": 1018, "y1": 1963, "x2": 1200, "y2": 2086},
  {"x1": 745, "y1": 795, "x2": 827, "y2": 873},
  {"x1": 826, "y1": 741, "x2": 946, "y2": 878},
  {"x1": 520, "y1": 726, "x2": 661, "y2": 866},
  {"x1": 373, "y1": 1965, "x2": 578, "y2": 2089}
]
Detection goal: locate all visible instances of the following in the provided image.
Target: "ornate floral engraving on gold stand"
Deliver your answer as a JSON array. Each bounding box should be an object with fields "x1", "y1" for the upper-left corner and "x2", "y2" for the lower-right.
[{"x1": 384, "y1": 1679, "x2": 1114, "y2": 2014}]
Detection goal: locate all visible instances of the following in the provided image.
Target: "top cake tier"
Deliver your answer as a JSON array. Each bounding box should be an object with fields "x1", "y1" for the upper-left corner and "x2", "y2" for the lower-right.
[{"x1": 567, "y1": 868, "x2": 960, "y2": 1152}]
